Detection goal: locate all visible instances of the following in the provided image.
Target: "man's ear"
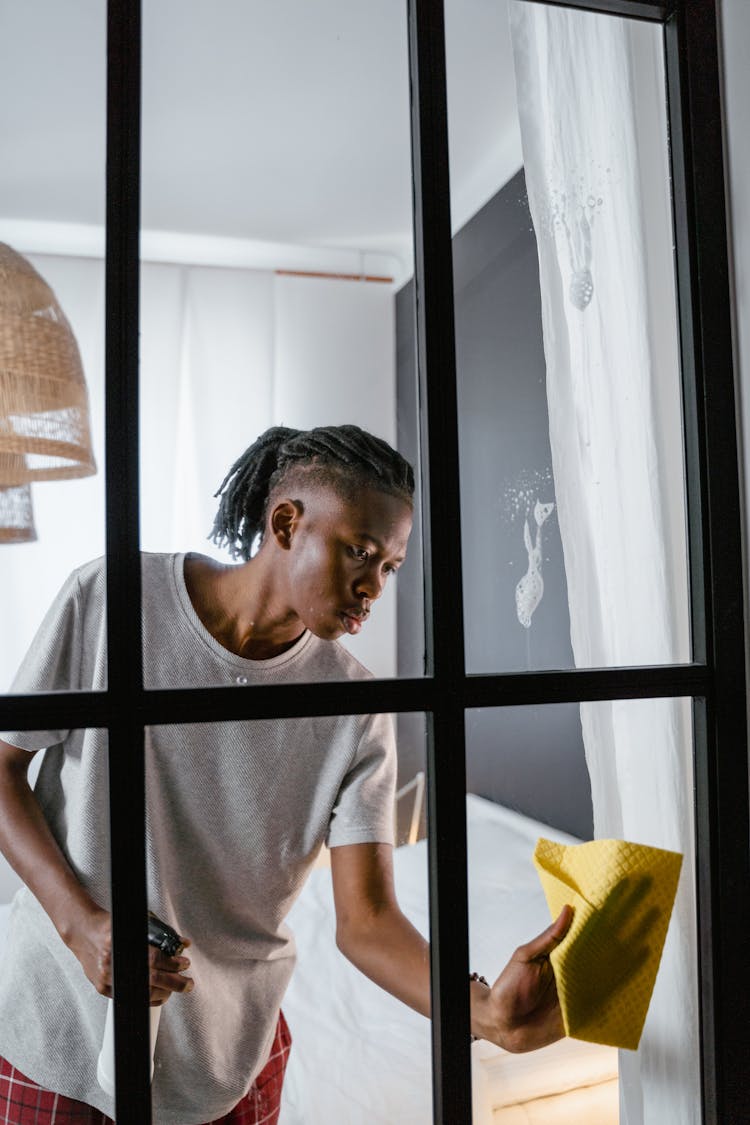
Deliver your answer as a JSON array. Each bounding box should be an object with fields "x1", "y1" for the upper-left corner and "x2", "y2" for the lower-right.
[{"x1": 269, "y1": 499, "x2": 303, "y2": 550}]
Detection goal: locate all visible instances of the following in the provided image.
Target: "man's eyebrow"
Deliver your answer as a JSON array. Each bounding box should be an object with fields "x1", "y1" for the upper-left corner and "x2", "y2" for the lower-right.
[{"x1": 351, "y1": 530, "x2": 382, "y2": 546}]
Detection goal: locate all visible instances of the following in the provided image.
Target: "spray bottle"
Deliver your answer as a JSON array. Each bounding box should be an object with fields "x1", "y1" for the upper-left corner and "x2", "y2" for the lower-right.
[{"x1": 97, "y1": 912, "x2": 185, "y2": 1097}]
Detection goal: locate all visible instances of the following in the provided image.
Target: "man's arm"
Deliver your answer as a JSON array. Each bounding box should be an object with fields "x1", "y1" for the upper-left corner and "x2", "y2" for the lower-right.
[
  {"x1": 330, "y1": 841, "x2": 571, "y2": 1052},
  {"x1": 0, "y1": 738, "x2": 193, "y2": 1004}
]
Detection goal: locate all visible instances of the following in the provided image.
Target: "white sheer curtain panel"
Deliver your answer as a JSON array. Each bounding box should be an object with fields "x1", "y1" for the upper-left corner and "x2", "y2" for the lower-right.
[
  {"x1": 139, "y1": 264, "x2": 275, "y2": 555},
  {"x1": 510, "y1": 5, "x2": 697, "y2": 1124}
]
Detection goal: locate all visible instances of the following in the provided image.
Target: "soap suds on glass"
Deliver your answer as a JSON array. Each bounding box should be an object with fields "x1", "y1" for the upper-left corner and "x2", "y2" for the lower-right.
[
  {"x1": 535, "y1": 164, "x2": 610, "y2": 312},
  {"x1": 515, "y1": 499, "x2": 555, "y2": 629},
  {"x1": 500, "y1": 469, "x2": 556, "y2": 631}
]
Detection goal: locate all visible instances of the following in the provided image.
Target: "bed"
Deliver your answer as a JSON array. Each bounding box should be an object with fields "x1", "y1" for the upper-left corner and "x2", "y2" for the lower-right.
[
  {"x1": 279, "y1": 794, "x2": 619, "y2": 1124},
  {"x1": 0, "y1": 796, "x2": 619, "y2": 1123}
]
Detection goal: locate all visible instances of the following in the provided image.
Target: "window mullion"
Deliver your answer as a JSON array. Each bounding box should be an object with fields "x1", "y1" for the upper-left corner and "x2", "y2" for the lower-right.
[
  {"x1": 665, "y1": 4, "x2": 750, "y2": 1122},
  {"x1": 408, "y1": 1, "x2": 472, "y2": 1121},
  {"x1": 105, "y1": 1, "x2": 151, "y2": 1120}
]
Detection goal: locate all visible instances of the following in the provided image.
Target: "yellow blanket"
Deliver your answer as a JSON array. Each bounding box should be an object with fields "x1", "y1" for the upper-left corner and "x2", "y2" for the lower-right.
[{"x1": 533, "y1": 837, "x2": 682, "y2": 1050}]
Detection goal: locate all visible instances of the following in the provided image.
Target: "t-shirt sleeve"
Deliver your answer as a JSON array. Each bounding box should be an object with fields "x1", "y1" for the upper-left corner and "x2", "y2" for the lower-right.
[
  {"x1": 326, "y1": 710, "x2": 397, "y2": 848},
  {"x1": 1, "y1": 569, "x2": 84, "y2": 752}
]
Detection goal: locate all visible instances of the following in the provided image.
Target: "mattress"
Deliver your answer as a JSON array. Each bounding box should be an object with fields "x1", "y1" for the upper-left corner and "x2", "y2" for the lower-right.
[
  {"x1": 492, "y1": 1079, "x2": 619, "y2": 1124},
  {"x1": 279, "y1": 794, "x2": 618, "y2": 1124}
]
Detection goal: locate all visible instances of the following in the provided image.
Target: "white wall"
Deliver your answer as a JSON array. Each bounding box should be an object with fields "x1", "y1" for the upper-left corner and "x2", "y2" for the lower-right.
[
  {"x1": 272, "y1": 274, "x2": 397, "y2": 675},
  {"x1": 718, "y1": 0, "x2": 750, "y2": 705}
]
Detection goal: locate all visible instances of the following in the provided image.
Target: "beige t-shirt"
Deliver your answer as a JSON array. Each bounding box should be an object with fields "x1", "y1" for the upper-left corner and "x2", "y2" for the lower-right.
[{"x1": 0, "y1": 553, "x2": 396, "y2": 1124}]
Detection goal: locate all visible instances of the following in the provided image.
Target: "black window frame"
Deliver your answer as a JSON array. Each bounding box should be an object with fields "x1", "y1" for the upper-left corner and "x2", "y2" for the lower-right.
[{"x1": 0, "y1": 0, "x2": 746, "y2": 1121}]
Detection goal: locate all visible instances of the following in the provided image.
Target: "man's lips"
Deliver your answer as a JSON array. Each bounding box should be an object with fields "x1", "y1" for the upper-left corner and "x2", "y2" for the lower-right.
[{"x1": 340, "y1": 610, "x2": 369, "y2": 635}]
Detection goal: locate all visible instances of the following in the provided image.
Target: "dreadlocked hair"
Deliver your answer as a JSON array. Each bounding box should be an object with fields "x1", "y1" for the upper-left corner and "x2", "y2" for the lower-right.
[{"x1": 210, "y1": 424, "x2": 415, "y2": 561}]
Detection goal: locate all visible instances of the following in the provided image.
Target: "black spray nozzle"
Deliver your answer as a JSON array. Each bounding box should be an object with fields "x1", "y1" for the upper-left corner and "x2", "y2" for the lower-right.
[{"x1": 147, "y1": 911, "x2": 185, "y2": 957}]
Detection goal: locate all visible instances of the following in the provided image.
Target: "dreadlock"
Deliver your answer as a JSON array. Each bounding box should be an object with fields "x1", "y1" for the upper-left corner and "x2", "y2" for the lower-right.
[{"x1": 210, "y1": 424, "x2": 415, "y2": 561}]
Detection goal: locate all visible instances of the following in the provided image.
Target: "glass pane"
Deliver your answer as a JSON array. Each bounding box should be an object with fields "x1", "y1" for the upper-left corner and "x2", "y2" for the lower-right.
[
  {"x1": 0, "y1": 10, "x2": 106, "y2": 692},
  {"x1": 432, "y1": 3, "x2": 691, "y2": 673},
  {"x1": 139, "y1": 1, "x2": 418, "y2": 684},
  {"x1": 287, "y1": 712, "x2": 430, "y2": 1121},
  {"x1": 0, "y1": 728, "x2": 118, "y2": 1108},
  {"x1": 466, "y1": 698, "x2": 698, "y2": 1123},
  {"x1": 141, "y1": 714, "x2": 430, "y2": 1121}
]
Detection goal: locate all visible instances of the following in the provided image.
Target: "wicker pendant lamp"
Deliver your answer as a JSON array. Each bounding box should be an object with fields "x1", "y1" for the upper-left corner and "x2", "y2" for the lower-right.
[
  {"x1": 0, "y1": 242, "x2": 97, "y2": 486},
  {"x1": 0, "y1": 481, "x2": 37, "y2": 543}
]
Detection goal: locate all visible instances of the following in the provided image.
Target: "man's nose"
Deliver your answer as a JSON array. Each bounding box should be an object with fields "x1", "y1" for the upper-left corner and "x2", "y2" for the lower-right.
[{"x1": 355, "y1": 566, "x2": 386, "y2": 601}]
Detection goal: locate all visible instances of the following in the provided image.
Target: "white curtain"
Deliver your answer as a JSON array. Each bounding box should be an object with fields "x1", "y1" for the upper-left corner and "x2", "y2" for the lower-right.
[
  {"x1": 0, "y1": 258, "x2": 397, "y2": 691},
  {"x1": 510, "y1": 5, "x2": 699, "y2": 1124},
  {"x1": 139, "y1": 264, "x2": 277, "y2": 554}
]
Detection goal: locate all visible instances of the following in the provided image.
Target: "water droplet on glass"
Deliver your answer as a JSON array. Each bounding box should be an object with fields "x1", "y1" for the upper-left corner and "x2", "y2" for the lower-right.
[{"x1": 569, "y1": 269, "x2": 594, "y2": 311}]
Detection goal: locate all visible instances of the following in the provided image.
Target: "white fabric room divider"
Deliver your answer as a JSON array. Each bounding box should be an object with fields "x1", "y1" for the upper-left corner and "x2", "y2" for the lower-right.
[{"x1": 510, "y1": 5, "x2": 698, "y2": 1123}]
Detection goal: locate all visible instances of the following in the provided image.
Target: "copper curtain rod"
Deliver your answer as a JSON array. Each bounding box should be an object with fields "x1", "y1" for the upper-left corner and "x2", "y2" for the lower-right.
[{"x1": 275, "y1": 268, "x2": 393, "y2": 283}]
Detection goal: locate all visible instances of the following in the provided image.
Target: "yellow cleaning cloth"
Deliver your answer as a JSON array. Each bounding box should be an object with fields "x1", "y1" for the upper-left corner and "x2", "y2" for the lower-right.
[{"x1": 533, "y1": 837, "x2": 682, "y2": 1050}]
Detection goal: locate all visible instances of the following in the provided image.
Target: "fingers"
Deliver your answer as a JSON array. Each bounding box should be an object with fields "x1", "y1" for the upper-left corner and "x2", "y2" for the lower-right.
[
  {"x1": 518, "y1": 905, "x2": 573, "y2": 962},
  {"x1": 70, "y1": 909, "x2": 114, "y2": 997},
  {"x1": 92, "y1": 943, "x2": 113, "y2": 997},
  {"x1": 630, "y1": 904, "x2": 659, "y2": 947},
  {"x1": 624, "y1": 942, "x2": 651, "y2": 982},
  {"x1": 148, "y1": 947, "x2": 191, "y2": 974},
  {"x1": 549, "y1": 904, "x2": 574, "y2": 941},
  {"x1": 149, "y1": 969, "x2": 194, "y2": 1003},
  {"x1": 614, "y1": 904, "x2": 658, "y2": 988},
  {"x1": 607, "y1": 875, "x2": 652, "y2": 925},
  {"x1": 87, "y1": 936, "x2": 193, "y2": 1004},
  {"x1": 148, "y1": 946, "x2": 193, "y2": 1002}
]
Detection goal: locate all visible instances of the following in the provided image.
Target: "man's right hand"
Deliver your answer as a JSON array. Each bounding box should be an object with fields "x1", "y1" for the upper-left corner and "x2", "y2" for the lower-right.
[
  {"x1": 0, "y1": 740, "x2": 194, "y2": 1006},
  {"x1": 67, "y1": 906, "x2": 194, "y2": 1005}
]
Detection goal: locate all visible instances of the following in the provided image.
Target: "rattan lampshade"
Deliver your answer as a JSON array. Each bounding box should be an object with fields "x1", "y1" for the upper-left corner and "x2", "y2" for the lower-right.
[
  {"x1": 0, "y1": 481, "x2": 37, "y2": 543},
  {"x1": 0, "y1": 242, "x2": 96, "y2": 484}
]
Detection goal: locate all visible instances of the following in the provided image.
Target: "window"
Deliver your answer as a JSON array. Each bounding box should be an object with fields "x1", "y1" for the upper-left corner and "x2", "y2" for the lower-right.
[{"x1": 0, "y1": 2, "x2": 745, "y2": 1122}]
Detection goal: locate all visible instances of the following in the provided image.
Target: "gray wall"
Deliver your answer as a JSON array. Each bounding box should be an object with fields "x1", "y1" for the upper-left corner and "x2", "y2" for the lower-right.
[{"x1": 396, "y1": 169, "x2": 593, "y2": 840}]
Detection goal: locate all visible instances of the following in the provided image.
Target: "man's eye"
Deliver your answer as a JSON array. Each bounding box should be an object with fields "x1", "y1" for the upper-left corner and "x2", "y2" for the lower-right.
[{"x1": 350, "y1": 547, "x2": 370, "y2": 561}]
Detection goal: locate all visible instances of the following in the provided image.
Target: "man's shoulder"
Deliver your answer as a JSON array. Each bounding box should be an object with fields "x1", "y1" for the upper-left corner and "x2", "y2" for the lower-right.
[
  {"x1": 64, "y1": 552, "x2": 179, "y2": 610},
  {"x1": 140, "y1": 551, "x2": 180, "y2": 582},
  {"x1": 60, "y1": 555, "x2": 105, "y2": 605},
  {"x1": 67, "y1": 550, "x2": 176, "y2": 583}
]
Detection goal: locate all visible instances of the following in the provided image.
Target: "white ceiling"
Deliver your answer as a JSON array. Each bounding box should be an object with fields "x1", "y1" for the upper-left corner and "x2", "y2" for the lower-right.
[{"x1": 0, "y1": 0, "x2": 522, "y2": 273}]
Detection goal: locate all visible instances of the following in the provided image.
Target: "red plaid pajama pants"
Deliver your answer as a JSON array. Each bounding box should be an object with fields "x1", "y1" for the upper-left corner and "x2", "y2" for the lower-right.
[{"x1": 0, "y1": 1011, "x2": 291, "y2": 1125}]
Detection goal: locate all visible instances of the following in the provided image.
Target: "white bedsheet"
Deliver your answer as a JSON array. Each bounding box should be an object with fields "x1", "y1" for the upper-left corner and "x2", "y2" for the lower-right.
[{"x1": 279, "y1": 795, "x2": 618, "y2": 1124}]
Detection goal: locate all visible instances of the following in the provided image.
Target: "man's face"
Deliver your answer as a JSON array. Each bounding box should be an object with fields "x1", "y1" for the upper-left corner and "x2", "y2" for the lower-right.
[{"x1": 280, "y1": 484, "x2": 412, "y2": 642}]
